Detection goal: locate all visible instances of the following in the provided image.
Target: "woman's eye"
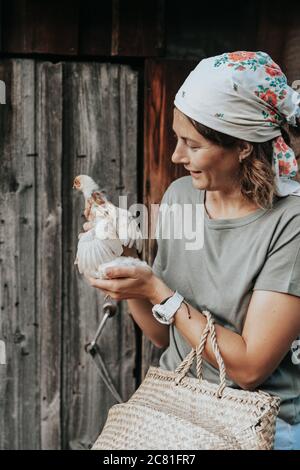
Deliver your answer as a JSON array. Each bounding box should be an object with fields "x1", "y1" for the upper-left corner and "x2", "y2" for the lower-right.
[{"x1": 172, "y1": 133, "x2": 199, "y2": 150}]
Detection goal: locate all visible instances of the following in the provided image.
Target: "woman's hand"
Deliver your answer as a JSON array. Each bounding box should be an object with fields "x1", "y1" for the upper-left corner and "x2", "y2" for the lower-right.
[{"x1": 84, "y1": 264, "x2": 158, "y2": 301}]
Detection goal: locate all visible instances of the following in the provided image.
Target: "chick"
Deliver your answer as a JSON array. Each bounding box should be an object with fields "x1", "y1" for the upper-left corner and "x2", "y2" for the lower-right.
[{"x1": 73, "y1": 175, "x2": 144, "y2": 277}]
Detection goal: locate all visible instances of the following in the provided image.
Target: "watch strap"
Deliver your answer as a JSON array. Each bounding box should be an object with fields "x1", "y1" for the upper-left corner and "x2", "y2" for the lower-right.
[
  {"x1": 164, "y1": 291, "x2": 184, "y2": 318},
  {"x1": 152, "y1": 290, "x2": 185, "y2": 324}
]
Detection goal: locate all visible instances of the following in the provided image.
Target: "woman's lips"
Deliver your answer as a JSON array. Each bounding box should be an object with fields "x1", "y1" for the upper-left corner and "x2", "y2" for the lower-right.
[
  {"x1": 184, "y1": 167, "x2": 203, "y2": 177},
  {"x1": 190, "y1": 170, "x2": 202, "y2": 177}
]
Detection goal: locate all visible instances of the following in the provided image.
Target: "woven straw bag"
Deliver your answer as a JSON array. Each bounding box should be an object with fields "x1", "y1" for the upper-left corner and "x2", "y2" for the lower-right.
[{"x1": 92, "y1": 310, "x2": 281, "y2": 450}]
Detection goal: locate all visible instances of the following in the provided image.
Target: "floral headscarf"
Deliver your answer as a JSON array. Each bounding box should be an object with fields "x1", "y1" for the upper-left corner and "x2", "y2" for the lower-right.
[{"x1": 174, "y1": 51, "x2": 300, "y2": 197}]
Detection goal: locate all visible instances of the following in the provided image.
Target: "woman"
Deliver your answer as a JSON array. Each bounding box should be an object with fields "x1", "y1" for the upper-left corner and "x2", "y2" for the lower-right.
[{"x1": 86, "y1": 51, "x2": 300, "y2": 449}]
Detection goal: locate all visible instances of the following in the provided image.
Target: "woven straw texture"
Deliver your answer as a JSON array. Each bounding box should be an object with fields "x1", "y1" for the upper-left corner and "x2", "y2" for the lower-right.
[{"x1": 92, "y1": 310, "x2": 281, "y2": 450}]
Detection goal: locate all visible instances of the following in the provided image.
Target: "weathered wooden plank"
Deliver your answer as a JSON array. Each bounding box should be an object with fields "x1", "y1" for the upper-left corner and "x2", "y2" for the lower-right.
[
  {"x1": 142, "y1": 59, "x2": 196, "y2": 379},
  {"x1": 62, "y1": 62, "x2": 138, "y2": 449},
  {"x1": 143, "y1": 59, "x2": 195, "y2": 262},
  {"x1": 0, "y1": 0, "x2": 3, "y2": 52},
  {"x1": 0, "y1": 59, "x2": 39, "y2": 449},
  {"x1": 78, "y1": 0, "x2": 112, "y2": 56},
  {"x1": 36, "y1": 62, "x2": 63, "y2": 449},
  {"x1": 282, "y1": 5, "x2": 300, "y2": 84},
  {"x1": 256, "y1": 0, "x2": 287, "y2": 68},
  {"x1": 2, "y1": 0, "x2": 79, "y2": 55},
  {"x1": 111, "y1": 0, "x2": 165, "y2": 57},
  {"x1": 165, "y1": 0, "x2": 259, "y2": 59},
  {"x1": 282, "y1": 4, "x2": 300, "y2": 175}
]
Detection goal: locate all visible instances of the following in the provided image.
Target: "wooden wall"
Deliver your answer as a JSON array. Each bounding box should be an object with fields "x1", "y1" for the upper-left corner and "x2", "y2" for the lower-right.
[
  {"x1": 0, "y1": 0, "x2": 164, "y2": 57},
  {"x1": 0, "y1": 59, "x2": 138, "y2": 449}
]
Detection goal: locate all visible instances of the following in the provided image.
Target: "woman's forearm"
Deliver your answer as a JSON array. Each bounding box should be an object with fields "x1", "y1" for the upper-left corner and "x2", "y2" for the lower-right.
[
  {"x1": 174, "y1": 305, "x2": 252, "y2": 388},
  {"x1": 126, "y1": 298, "x2": 170, "y2": 349},
  {"x1": 147, "y1": 278, "x2": 252, "y2": 389}
]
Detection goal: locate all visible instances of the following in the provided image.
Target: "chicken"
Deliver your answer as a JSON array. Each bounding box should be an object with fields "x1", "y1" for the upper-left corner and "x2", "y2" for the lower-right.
[{"x1": 73, "y1": 175, "x2": 145, "y2": 278}]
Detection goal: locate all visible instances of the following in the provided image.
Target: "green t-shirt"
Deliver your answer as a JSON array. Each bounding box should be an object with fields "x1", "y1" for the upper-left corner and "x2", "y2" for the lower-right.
[{"x1": 152, "y1": 175, "x2": 300, "y2": 424}]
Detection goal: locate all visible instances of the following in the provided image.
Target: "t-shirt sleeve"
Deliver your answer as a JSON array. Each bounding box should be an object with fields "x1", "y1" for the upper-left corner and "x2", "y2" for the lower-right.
[
  {"x1": 253, "y1": 212, "x2": 300, "y2": 297},
  {"x1": 151, "y1": 183, "x2": 174, "y2": 279},
  {"x1": 151, "y1": 246, "x2": 162, "y2": 278}
]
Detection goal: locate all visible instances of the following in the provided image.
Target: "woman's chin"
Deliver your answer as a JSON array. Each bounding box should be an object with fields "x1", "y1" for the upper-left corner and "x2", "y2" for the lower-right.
[{"x1": 190, "y1": 174, "x2": 207, "y2": 189}]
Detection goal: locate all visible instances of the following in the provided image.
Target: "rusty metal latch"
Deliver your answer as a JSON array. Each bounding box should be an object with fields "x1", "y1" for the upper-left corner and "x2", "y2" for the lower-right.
[{"x1": 85, "y1": 296, "x2": 124, "y2": 404}]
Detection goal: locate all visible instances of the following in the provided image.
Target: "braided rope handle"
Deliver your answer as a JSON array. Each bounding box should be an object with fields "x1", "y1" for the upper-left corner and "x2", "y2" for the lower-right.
[
  {"x1": 174, "y1": 321, "x2": 210, "y2": 379},
  {"x1": 175, "y1": 310, "x2": 227, "y2": 398}
]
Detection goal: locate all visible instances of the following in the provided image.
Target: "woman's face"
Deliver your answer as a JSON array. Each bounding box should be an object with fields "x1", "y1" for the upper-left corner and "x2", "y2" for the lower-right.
[{"x1": 171, "y1": 108, "x2": 241, "y2": 191}]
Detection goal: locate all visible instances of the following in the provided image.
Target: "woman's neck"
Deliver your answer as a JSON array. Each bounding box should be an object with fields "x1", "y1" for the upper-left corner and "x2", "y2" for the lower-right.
[{"x1": 204, "y1": 189, "x2": 260, "y2": 220}]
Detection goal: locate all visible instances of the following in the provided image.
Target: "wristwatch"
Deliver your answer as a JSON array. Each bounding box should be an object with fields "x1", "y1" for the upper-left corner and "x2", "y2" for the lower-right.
[{"x1": 152, "y1": 291, "x2": 185, "y2": 325}]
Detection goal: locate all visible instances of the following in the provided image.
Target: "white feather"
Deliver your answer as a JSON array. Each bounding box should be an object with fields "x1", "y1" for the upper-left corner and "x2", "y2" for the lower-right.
[
  {"x1": 76, "y1": 227, "x2": 123, "y2": 275},
  {"x1": 93, "y1": 257, "x2": 151, "y2": 279},
  {"x1": 114, "y1": 207, "x2": 143, "y2": 253}
]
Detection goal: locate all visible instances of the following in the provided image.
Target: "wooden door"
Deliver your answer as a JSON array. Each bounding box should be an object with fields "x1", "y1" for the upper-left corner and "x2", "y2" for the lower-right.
[{"x1": 0, "y1": 59, "x2": 138, "y2": 449}]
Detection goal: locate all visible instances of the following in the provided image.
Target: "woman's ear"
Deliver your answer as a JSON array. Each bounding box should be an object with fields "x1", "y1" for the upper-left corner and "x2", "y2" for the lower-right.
[{"x1": 238, "y1": 140, "x2": 253, "y2": 161}]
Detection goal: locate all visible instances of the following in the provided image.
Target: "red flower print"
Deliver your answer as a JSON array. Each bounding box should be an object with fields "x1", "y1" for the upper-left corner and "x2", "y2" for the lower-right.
[
  {"x1": 279, "y1": 160, "x2": 291, "y2": 176},
  {"x1": 228, "y1": 51, "x2": 256, "y2": 62},
  {"x1": 274, "y1": 136, "x2": 289, "y2": 153},
  {"x1": 260, "y1": 90, "x2": 278, "y2": 106},
  {"x1": 265, "y1": 66, "x2": 282, "y2": 77}
]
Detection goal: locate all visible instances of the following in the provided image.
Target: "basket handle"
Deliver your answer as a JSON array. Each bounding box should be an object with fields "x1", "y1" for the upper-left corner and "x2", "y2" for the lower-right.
[{"x1": 174, "y1": 310, "x2": 227, "y2": 398}]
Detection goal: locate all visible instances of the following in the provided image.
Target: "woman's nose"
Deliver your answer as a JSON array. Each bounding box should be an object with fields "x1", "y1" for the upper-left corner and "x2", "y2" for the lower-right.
[{"x1": 171, "y1": 142, "x2": 190, "y2": 165}]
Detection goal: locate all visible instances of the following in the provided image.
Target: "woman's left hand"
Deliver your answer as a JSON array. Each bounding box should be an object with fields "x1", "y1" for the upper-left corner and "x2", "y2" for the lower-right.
[{"x1": 84, "y1": 264, "x2": 156, "y2": 301}]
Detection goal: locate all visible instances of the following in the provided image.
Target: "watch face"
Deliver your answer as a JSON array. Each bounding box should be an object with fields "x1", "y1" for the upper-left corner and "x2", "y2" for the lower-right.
[
  {"x1": 152, "y1": 292, "x2": 183, "y2": 325},
  {"x1": 152, "y1": 308, "x2": 171, "y2": 324}
]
